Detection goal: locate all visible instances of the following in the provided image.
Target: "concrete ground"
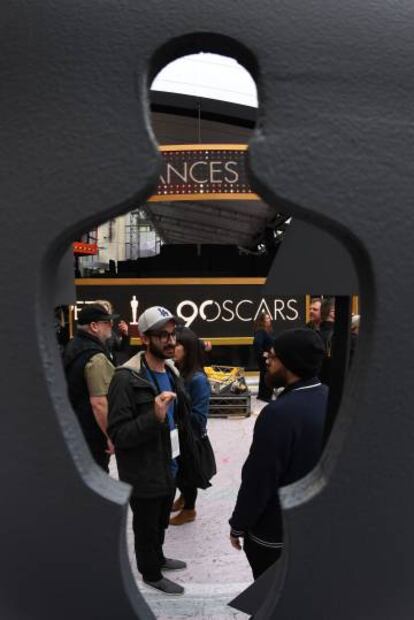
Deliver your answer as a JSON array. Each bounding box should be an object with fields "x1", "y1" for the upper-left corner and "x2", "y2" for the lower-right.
[{"x1": 111, "y1": 395, "x2": 266, "y2": 620}]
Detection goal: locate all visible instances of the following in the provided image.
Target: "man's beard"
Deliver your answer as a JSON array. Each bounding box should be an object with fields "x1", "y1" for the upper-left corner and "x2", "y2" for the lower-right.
[
  {"x1": 98, "y1": 329, "x2": 112, "y2": 345},
  {"x1": 148, "y1": 340, "x2": 175, "y2": 360},
  {"x1": 265, "y1": 368, "x2": 287, "y2": 390}
]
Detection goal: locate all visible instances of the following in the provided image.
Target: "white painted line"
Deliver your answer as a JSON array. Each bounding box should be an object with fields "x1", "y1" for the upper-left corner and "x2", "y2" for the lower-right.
[{"x1": 141, "y1": 581, "x2": 250, "y2": 599}]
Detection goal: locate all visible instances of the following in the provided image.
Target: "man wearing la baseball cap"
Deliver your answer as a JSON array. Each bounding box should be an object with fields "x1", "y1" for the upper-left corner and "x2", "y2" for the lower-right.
[
  {"x1": 229, "y1": 328, "x2": 328, "y2": 581},
  {"x1": 108, "y1": 306, "x2": 188, "y2": 596}
]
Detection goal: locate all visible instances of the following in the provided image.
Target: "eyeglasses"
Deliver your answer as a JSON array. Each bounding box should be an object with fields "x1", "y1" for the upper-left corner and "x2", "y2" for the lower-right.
[{"x1": 149, "y1": 329, "x2": 177, "y2": 343}]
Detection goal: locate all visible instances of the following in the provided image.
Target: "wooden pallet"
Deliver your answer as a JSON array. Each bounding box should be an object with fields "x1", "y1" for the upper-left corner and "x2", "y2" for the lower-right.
[{"x1": 208, "y1": 392, "x2": 251, "y2": 418}]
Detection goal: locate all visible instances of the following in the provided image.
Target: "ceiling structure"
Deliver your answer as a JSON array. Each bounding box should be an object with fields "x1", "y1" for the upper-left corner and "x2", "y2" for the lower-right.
[{"x1": 143, "y1": 199, "x2": 280, "y2": 247}]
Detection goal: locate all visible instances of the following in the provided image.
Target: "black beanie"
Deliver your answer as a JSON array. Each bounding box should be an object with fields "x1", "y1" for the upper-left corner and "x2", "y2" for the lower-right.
[{"x1": 272, "y1": 328, "x2": 325, "y2": 378}]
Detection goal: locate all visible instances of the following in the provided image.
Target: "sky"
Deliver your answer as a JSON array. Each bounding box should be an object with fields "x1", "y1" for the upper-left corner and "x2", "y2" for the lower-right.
[{"x1": 151, "y1": 53, "x2": 258, "y2": 108}]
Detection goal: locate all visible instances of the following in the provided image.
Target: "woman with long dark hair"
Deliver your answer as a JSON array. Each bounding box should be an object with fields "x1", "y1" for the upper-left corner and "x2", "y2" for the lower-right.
[
  {"x1": 170, "y1": 327, "x2": 211, "y2": 525},
  {"x1": 253, "y1": 312, "x2": 274, "y2": 402}
]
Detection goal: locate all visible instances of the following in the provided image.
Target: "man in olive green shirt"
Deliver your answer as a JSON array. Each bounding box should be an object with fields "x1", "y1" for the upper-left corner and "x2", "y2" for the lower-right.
[
  {"x1": 64, "y1": 303, "x2": 118, "y2": 471},
  {"x1": 85, "y1": 351, "x2": 115, "y2": 439}
]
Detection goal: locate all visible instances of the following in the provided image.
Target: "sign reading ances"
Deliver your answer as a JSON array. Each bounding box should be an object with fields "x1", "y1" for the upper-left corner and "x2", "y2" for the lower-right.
[{"x1": 148, "y1": 144, "x2": 258, "y2": 201}]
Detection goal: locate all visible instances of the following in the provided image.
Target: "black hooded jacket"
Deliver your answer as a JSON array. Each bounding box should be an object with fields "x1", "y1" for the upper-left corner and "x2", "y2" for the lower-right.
[{"x1": 108, "y1": 352, "x2": 200, "y2": 498}]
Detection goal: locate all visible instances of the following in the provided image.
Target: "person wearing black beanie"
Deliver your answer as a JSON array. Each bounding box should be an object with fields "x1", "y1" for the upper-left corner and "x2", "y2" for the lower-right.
[
  {"x1": 229, "y1": 328, "x2": 328, "y2": 581},
  {"x1": 271, "y1": 327, "x2": 326, "y2": 382}
]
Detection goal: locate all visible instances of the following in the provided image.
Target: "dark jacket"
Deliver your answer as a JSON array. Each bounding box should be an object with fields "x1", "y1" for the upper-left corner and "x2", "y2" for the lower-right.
[
  {"x1": 319, "y1": 321, "x2": 335, "y2": 385},
  {"x1": 63, "y1": 331, "x2": 112, "y2": 451},
  {"x1": 253, "y1": 329, "x2": 273, "y2": 372},
  {"x1": 108, "y1": 352, "x2": 194, "y2": 498},
  {"x1": 319, "y1": 321, "x2": 334, "y2": 350},
  {"x1": 106, "y1": 328, "x2": 131, "y2": 366},
  {"x1": 229, "y1": 377, "x2": 328, "y2": 547}
]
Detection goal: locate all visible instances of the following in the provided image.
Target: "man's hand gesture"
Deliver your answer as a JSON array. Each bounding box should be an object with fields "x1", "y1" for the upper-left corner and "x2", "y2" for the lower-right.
[{"x1": 154, "y1": 391, "x2": 176, "y2": 423}]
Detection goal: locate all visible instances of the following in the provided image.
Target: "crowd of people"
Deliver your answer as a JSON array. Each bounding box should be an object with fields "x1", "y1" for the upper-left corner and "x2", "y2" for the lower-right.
[
  {"x1": 63, "y1": 298, "x2": 350, "y2": 597},
  {"x1": 64, "y1": 303, "x2": 215, "y2": 595}
]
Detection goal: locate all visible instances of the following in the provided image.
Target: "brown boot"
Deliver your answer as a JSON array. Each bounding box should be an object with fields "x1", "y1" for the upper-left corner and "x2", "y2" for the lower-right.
[
  {"x1": 171, "y1": 495, "x2": 185, "y2": 512},
  {"x1": 169, "y1": 509, "x2": 197, "y2": 526}
]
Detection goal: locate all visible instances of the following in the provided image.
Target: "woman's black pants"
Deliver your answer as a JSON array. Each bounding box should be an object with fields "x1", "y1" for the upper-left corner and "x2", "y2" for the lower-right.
[
  {"x1": 257, "y1": 369, "x2": 273, "y2": 402},
  {"x1": 179, "y1": 486, "x2": 198, "y2": 510}
]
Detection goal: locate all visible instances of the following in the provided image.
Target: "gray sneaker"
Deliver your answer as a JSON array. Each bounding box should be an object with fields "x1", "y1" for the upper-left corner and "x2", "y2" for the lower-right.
[
  {"x1": 143, "y1": 576, "x2": 184, "y2": 596},
  {"x1": 162, "y1": 558, "x2": 187, "y2": 571}
]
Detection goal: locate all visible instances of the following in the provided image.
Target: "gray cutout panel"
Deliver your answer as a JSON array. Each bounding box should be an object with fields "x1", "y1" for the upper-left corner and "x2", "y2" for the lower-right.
[{"x1": 0, "y1": 1, "x2": 413, "y2": 618}]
